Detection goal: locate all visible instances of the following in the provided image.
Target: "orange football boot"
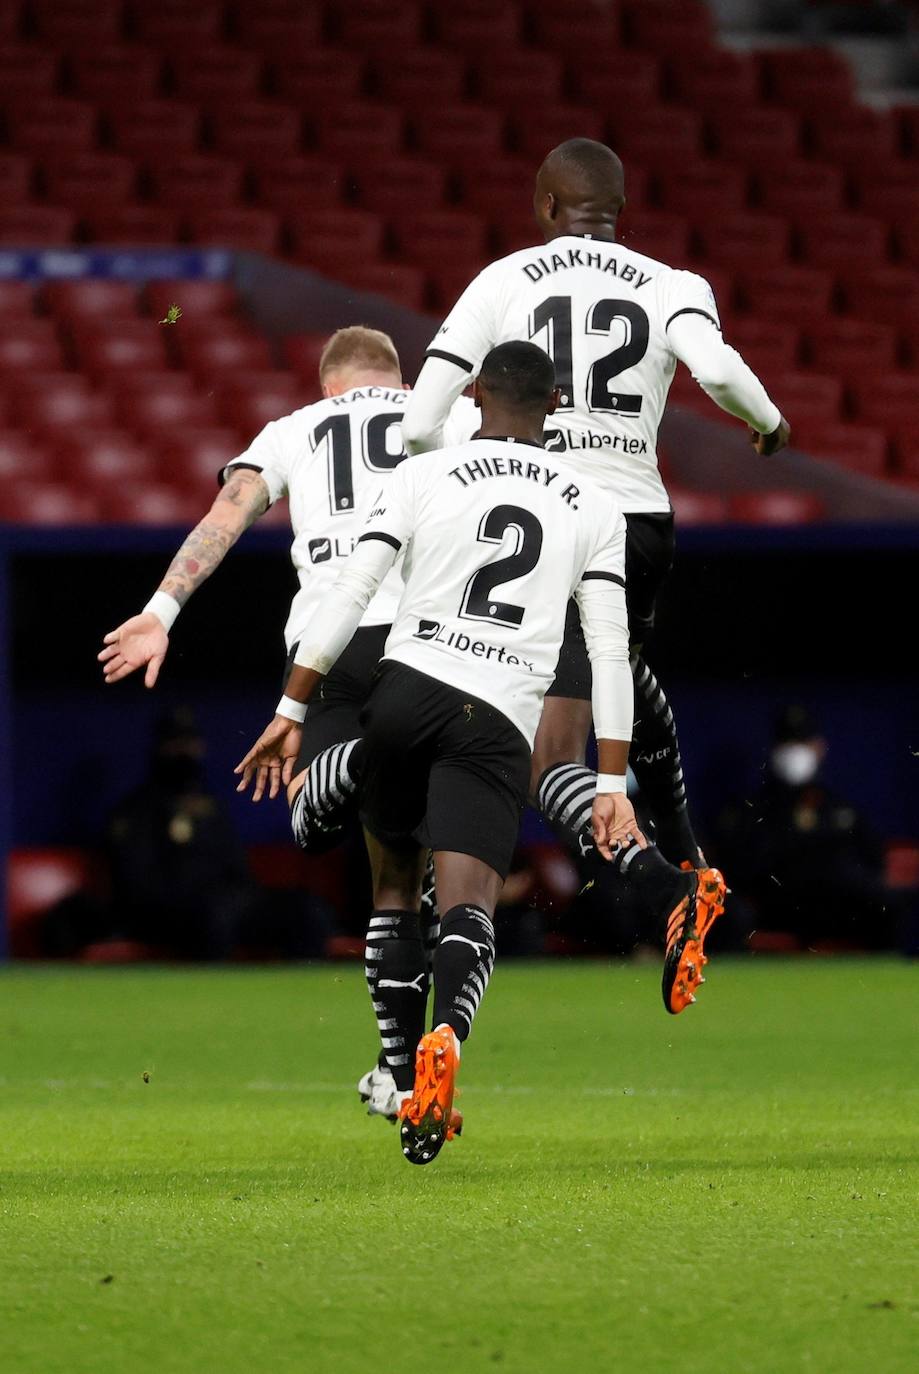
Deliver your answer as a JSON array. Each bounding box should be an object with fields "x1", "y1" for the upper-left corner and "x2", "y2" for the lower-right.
[
  {"x1": 398, "y1": 1025, "x2": 462, "y2": 1165},
  {"x1": 662, "y1": 867, "x2": 727, "y2": 1014}
]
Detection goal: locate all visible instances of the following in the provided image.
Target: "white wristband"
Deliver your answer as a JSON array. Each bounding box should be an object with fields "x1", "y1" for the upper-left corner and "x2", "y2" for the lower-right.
[
  {"x1": 276, "y1": 694, "x2": 307, "y2": 723},
  {"x1": 143, "y1": 590, "x2": 181, "y2": 633},
  {"x1": 596, "y1": 773, "x2": 628, "y2": 795}
]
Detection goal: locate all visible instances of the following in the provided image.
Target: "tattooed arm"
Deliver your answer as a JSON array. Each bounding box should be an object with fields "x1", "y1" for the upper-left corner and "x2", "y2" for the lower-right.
[{"x1": 98, "y1": 468, "x2": 271, "y2": 687}]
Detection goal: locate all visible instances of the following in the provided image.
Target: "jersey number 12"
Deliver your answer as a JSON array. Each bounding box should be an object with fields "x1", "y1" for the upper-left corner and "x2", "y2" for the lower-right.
[{"x1": 530, "y1": 296, "x2": 650, "y2": 416}]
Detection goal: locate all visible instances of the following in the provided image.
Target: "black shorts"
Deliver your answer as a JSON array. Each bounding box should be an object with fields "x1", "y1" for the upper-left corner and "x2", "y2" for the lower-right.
[
  {"x1": 547, "y1": 511, "x2": 675, "y2": 701},
  {"x1": 358, "y1": 661, "x2": 531, "y2": 880},
  {"x1": 284, "y1": 624, "x2": 389, "y2": 773}
]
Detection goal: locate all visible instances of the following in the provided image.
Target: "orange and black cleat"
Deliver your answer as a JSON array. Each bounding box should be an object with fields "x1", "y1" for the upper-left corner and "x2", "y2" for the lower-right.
[
  {"x1": 398, "y1": 1025, "x2": 462, "y2": 1166},
  {"x1": 662, "y1": 867, "x2": 727, "y2": 1014}
]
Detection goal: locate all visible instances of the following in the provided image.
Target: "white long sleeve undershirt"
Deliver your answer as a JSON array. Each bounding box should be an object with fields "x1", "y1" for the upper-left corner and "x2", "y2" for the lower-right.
[
  {"x1": 574, "y1": 578, "x2": 634, "y2": 744},
  {"x1": 667, "y1": 313, "x2": 782, "y2": 434},
  {"x1": 403, "y1": 357, "x2": 470, "y2": 455}
]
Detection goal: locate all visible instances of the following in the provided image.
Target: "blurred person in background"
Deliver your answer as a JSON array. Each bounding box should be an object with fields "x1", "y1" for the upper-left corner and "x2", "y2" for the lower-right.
[{"x1": 715, "y1": 704, "x2": 897, "y2": 950}]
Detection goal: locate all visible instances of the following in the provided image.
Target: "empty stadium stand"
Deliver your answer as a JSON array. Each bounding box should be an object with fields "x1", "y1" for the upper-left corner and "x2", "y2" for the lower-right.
[{"x1": 0, "y1": 0, "x2": 917, "y2": 521}]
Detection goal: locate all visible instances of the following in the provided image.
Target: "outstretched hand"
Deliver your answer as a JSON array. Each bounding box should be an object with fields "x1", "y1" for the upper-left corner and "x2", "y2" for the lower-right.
[
  {"x1": 234, "y1": 715, "x2": 303, "y2": 802},
  {"x1": 750, "y1": 415, "x2": 791, "y2": 457},
  {"x1": 591, "y1": 793, "x2": 647, "y2": 863},
  {"x1": 98, "y1": 612, "x2": 169, "y2": 687}
]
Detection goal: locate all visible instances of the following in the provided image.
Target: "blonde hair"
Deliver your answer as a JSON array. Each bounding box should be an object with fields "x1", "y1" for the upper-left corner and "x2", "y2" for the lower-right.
[{"x1": 318, "y1": 326, "x2": 402, "y2": 384}]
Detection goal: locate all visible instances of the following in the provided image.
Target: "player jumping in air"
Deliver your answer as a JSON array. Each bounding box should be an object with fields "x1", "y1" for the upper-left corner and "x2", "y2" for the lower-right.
[
  {"x1": 396, "y1": 138, "x2": 790, "y2": 1011},
  {"x1": 235, "y1": 342, "x2": 658, "y2": 1165}
]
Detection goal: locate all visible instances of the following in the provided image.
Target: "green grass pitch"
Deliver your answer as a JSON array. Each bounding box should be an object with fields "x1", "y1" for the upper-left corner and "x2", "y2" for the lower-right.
[{"x1": 1, "y1": 959, "x2": 916, "y2": 1373}]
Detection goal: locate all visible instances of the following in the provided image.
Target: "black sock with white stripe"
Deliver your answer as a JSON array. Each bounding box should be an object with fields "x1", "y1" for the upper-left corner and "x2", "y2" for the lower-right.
[
  {"x1": 420, "y1": 851, "x2": 441, "y2": 976},
  {"x1": 290, "y1": 737, "x2": 365, "y2": 855},
  {"x1": 433, "y1": 904, "x2": 496, "y2": 1042},
  {"x1": 365, "y1": 909, "x2": 427, "y2": 1094},
  {"x1": 631, "y1": 656, "x2": 701, "y2": 867},
  {"x1": 537, "y1": 762, "x2": 687, "y2": 917}
]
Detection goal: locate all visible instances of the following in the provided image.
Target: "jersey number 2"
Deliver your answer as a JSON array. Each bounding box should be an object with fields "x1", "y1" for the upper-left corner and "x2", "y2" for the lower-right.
[
  {"x1": 460, "y1": 504, "x2": 543, "y2": 630},
  {"x1": 530, "y1": 296, "x2": 650, "y2": 416},
  {"x1": 311, "y1": 411, "x2": 405, "y2": 515}
]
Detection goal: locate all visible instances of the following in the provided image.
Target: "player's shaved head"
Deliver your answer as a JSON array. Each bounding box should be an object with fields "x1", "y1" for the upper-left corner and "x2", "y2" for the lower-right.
[{"x1": 534, "y1": 138, "x2": 625, "y2": 243}]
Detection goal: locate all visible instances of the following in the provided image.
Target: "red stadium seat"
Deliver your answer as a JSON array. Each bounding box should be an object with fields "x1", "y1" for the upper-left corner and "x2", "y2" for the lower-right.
[
  {"x1": 844, "y1": 268, "x2": 919, "y2": 327},
  {"x1": 101, "y1": 482, "x2": 203, "y2": 525},
  {"x1": 352, "y1": 159, "x2": 449, "y2": 217},
  {"x1": 755, "y1": 160, "x2": 845, "y2": 219},
  {"x1": 171, "y1": 48, "x2": 262, "y2": 102},
  {"x1": 185, "y1": 209, "x2": 280, "y2": 253},
  {"x1": 254, "y1": 157, "x2": 344, "y2": 213},
  {"x1": 808, "y1": 107, "x2": 898, "y2": 169},
  {"x1": 456, "y1": 157, "x2": 537, "y2": 212},
  {"x1": 32, "y1": 0, "x2": 121, "y2": 42},
  {"x1": 15, "y1": 387, "x2": 116, "y2": 434},
  {"x1": 156, "y1": 429, "x2": 244, "y2": 492},
  {"x1": 221, "y1": 375, "x2": 305, "y2": 435},
  {"x1": 439, "y1": 6, "x2": 521, "y2": 49},
  {"x1": 69, "y1": 45, "x2": 162, "y2": 103},
  {"x1": 530, "y1": 7, "x2": 621, "y2": 57},
  {"x1": 0, "y1": 153, "x2": 33, "y2": 202},
  {"x1": 510, "y1": 105, "x2": 605, "y2": 161},
  {"x1": 849, "y1": 372, "x2": 918, "y2": 429},
  {"x1": 179, "y1": 331, "x2": 274, "y2": 380},
  {"x1": 766, "y1": 371, "x2": 843, "y2": 426},
  {"x1": 42, "y1": 154, "x2": 137, "y2": 211},
  {"x1": 391, "y1": 210, "x2": 489, "y2": 267},
  {"x1": 0, "y1": 481, "x2": 101, "y2": 523},
  {"x1": 375, "y1": 51, "x2": 467, "y2": 111},
  {"x1": 610, "y1": 107, "x2": 704, "y2": 169},
  {"x1": 271, "y1": 51, "x2": 366, "y2": 104},
  {"x1": 802, "y1": 423, "x2": 889, "y2": 477},
  {"x1": 656, "y1": 162, "x2": 749, "y2": 216},
  {"x1": 0, "y1": 322, "x2": 65, "y2": 372},
  {"x1": 668, "y1": 50, "x2": 760, "y2": 114},
  {"x1": 75, "y1": 323, "x2": 170, "y2": 377},
  {"x1": 740, "y1": 267, "x2": 835, "y2": 324},
  {"x1": 120, "y1": 389, "x2": 221, "y2": 439},
  {"x1": 0, "y1": 43, "x2": 60, "y2": 95},
  {"x1": 0, "y1": 281, "x2": 37, "y2": 316},
  {"x1": 897, "y1": 103, "x2": 919, "y2": 155},
  {"x1": 144, "y1": 279, "x2": 238, "y2": 322},
  {"x1": 234, "y1": 1, "x2": 323, "y2": 52},
  {"x1": 725, "y1": 320, "x2": 801, "y2": 374},
  {"x1": 132, "y1": 0, "x2": 223, "y2": 45},
  {"x1": 289, "y1": 209, "x2": 385, "y2": 266},
  {"x1": 668, "y1": 489, "x2": 729, "y2": 525},
  {"x1": 149, "y1": 157, "x2": 245, "y2": 212},
  {"x1": 313, "y1": 104, "x2": 405, "y2": 159},
  {"x1": 619, "y1": 213, "x2": 691, "y2": 266},
  {"x1": 728, "y1": 490, "x2": 826, "y2": 524},
  {"x1": 284, "y1": 333, "x2": 330, "y2": 384},
  {"x1": 757, "y1": 46, "x2": 853, "y2": 111},
  {"x1": 7, "y1": 98, "x2": 99, "y2": 155},
  {"x1": 803, "y1": 321, "x2": 898, "y2": 381},
  {"x1": 473, "y1": 53, "x2": 564, "y2": 108},
  {"x1": 337, "y1": 0, "x2": 424, "y2": 46},
  {"x1": 624, "y1": 0, "x2": 713, "y2": 52},
  {"x1": 335, "y1": 262, "x2": 428, "y2": 312},
  {"x1": 57, "y1": 430, "x2": 158, "y2": 485},
  {"x1": 44, "y1": 279, "x2": 139, "y2": 322},
  {"x1": 713, "y1": 108, "x2": 802, "y2": 161},
  {"x1": 574, "y1": 53, "x2": 661, "y2": 113},
  {"x1": 86, "y1": 206, "x2": 180, "y2": 243},
  {"x1": 106, "y1": 371, "x2": 195, "y2": 403},
  {"x1": 696, "y1": 214, "x2": 790, "y2": 271},
  {"x1": 796, "y1": 215, "x2": 889, "y2": 272},
  {"x1": 415, "y1": 107, "x2": 506, "y2": 166},
  {"x1": 0, "y1": 206, "x2": 76, "y2": 245},
  {"x1": 108, "y1": 101, "x2": 201, "y2": 160},
  {"x1": 210, "y1": 102, "x2": 303, "y2": 159},
  {"x1": 0, "y1": 433, "x2": 57, "y2": 484}
]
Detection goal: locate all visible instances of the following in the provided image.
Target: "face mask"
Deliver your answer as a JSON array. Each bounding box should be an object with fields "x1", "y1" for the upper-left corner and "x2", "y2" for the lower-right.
[{"x1": 771, "y1": 743, "x2": 820, "y2": 787}]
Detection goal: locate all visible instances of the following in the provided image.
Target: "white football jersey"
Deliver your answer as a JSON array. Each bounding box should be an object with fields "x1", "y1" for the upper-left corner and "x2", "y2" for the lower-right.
[
  {"x1": 427, "y1": 236, "x2": 722, "y2": 512},
  {"x1": 226, "y1": 387, "x2": 479, "y2": 648},
  {"x1": 361, "y1": 437, "x2": 627, "y2": 745}
]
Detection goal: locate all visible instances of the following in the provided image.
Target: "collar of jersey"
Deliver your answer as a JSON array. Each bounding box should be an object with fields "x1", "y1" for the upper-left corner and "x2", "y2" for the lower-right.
[{"x1": 471, "y1": 435, "x2": 545, "y2": 449}]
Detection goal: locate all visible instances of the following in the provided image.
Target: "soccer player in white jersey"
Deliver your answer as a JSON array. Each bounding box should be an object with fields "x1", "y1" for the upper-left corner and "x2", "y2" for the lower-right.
[
  {"x1": 401, "y1": 139, "x2": 788, "y2": 1011},
  {"x1": 235, "y1": 341, "x2": 682, "y2": 1164}
]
